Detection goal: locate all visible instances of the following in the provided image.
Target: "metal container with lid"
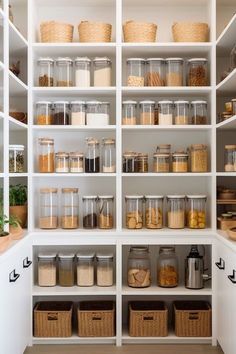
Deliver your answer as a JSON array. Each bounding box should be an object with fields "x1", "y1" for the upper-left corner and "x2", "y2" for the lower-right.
[
  {"x1": 9, "y1": 144, "x2": 25, "y2": 173},
  {"x1": 123, "y1": 151, "x2": 138, "y2": 173},
  {"x1": 126, "y1": 58, "x2": 145, "y2": 86},
  {"x1": 53, "y1": 101, "x2": 70, "y2": 125},
  {"x1": 37, "y1": 57, "x2": 54, "y2": 87},
  {"x1": 125, "y1": 195, "x2": 144, "y2": 229},
  {"x1": 224, "y1": 145, "x2": 236, "y2": 172},
  {"x1": 187, "y1": 195, "x2": 207, "y2": 229},
  {"x1": 146, "y1": 58, "x2": 165, "y2": 86},
  {"x1": 174, "y1": 100, "x2": 189, "y2": 125},
  {"x1": 38, "y1": 138, "x2": 54, "y2": 173},
  {"x1": 102, "y1": 138, "x2": 116, "y2": 173},
  {"x1": 55, "y1": 152, "x2": 69, "y2": 173},
  {"x1": 61, "y1": 188, "x2": 79, "y2": 229},
  {"x1": 85, "y1": 137, "x2": 100, "y2": 173},
  {"x1": 76, "y1": 251, "x2": 95, "y2": 286},
  {"x1": 185, "y1": 245, "x2": 211, "y2": 289},
  {"x1": 157, "y1": 246, "x2": 178, "y2": 288},
  {"x1": 191, "y1": 100, "x2": 207, "y2": 125},
  {"x1": 39, "y1": 188, "x2": 58, "y2": 229},
  {"x1": 36, "y1": 101, "x2": 53, "y2": 125},
  {"x1": 139, "y1": 100, "x2": 155, "y2": 125},
  {"x1": 187, "y1": 58, "x2": 208, "y2": 86},
  {"x1": 58, "y1": 252, "x2": 75, "y2": 287},
  {"x1": 96, "y1": 252, "x2": 114, "y2": 287},
  {"x1": 122, "y1": 100, "x2": 137, "y2": 125},
  {"x1": 83, "y1": 195, "x2": 97, "y2": 229},
  {"x1": 172, "y1": 151, "x2": 188, "y2": 173},
  {"x1": 145, "y1": 195, "x2": 164, "y2": 229},
  {"x1": 167, "y1": 195, "x2": 185, "y2": 229},
  {"x1": 75, "y1": 57, "x2": 91, "y2": 87},
  {"x1": 93, "y1": 57, "x2": 112, "y2": 86},
  {"x1": 98, "y1": 195, "x2": 114, "y2": 229},
  {"x1": 128, "y1": 246, "x2": 151, "y2": 288},
  {"x1": 56, "y1": 57, "x2": 73, "y2": 87},
  {"x1": 166, "y1": 58, "x2": 184, "y2": 86},
  {"x1": 38, "y1": 252, "x2": 57, "y2": 287},
  {"x1": 69, "y1": 151, "x2": 84, "y2": 173}
]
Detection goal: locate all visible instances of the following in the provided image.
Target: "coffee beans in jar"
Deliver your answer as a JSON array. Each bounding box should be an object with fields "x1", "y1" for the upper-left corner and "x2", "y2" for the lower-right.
[{"x1": 123, "y1": 152, "x2": 138, "y2": 173}]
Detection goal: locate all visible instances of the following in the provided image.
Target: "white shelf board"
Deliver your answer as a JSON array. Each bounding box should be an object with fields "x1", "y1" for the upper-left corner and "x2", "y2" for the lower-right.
[
  {"x1": 122, "y1": 284, "x2": 212, "y2": 296},
  {"x1": 0, "y1": 61, "x2": 4, "y2": 70},
  {"x1": 32, "y1": 334, "x2": 116, "y2": 345},
  {"x1": 216, "y1": 115, "x2": 236, "y2": 130},
  {"x1": 216, "y1": 172, "x2": 236, "y2": 177},
  {"x1": 33, "y1": 125, "x2": 116, "y2": 132},
  {"x1": 9, "y1": 20, "x2": 28, "y2": 55},
  {"x1": 33, "y1": 285, "x2": 117, "y2": 296},
  {"x1": 9, "y1": 116, "x2": 28, "y2": 130},
  {"x1": 9, "y1": 173, "x2": 28, "y2": 178},
  {"x1": 9, "y1": 70, "x2": 28, "y2": 96},
  {"x1": 33, "y1": 173, "x2": 116, "y2": 177},
  {"x1": 122, "y1": 125, "x2": 211, "y2": 131},
  {"x1": 217, "y1": 13, "x2": 236, "y2": 54},
  {"x1": 33, "y1": 87, "x2": 116, "y2": 97},
  {"x1": 122, "y1": 173, "x2": 212, "y2": 177},
  {"x1": 122, "y1": 86, "x2": 211, "y2": 97},
  {"x1": 216, "y1": 68, "x2": 236, "y2": 95}
]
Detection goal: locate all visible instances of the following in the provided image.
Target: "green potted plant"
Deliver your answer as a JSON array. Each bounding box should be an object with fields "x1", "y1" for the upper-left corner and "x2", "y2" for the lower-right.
[
  {"x1": 0, "y1": 214, "x2": 19, "y2": 252},
  {"x1": 9, "y1": 184, "x2": 27, "y2": 228}
]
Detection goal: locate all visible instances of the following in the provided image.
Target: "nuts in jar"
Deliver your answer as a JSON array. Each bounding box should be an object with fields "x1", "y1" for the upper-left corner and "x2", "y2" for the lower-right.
[{"x1": 126, "y1": 58, "x2": 145, "y2": 87}]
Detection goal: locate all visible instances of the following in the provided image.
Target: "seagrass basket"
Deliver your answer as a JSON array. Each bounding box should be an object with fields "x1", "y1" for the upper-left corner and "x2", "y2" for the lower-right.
[
  {"x1": 123, "y1": 21, "x2": 157, "y2": 42},
  {"x1": 78, "y1": 21, "x2": 112, "y2": 42},
  {"x1": 172, "y1": 22, "x2": 209, "y2": 42},
  {"x1": 40, "y1": 21, "x2": 74, "y2": 43}
]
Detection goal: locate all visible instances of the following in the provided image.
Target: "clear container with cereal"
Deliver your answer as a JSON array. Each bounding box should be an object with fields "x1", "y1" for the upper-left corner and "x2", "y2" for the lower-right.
[
  {"x1": 76, "y1": 252, "x2": 95, "y2": 287},
  {"x1": 187, "y1": 58, "x2": 208, "y2": 86},
  {"x1": 158, "y1": 101, "x2": 173, "y2": 125},
  {"x1": 75, "y1": 57, "x2": 91, "y2": 87},
  {"x1": 122, "y1": 101, "x2": 137, "y2": 125},
  {"x1": 93, "y1": 57, "x2": 112, "y2": 87},
  {"x1": 172, "y1": 151, "x2": 188, "y2": 173},
  {"x1": 127, "y1": 246, "x2": 151, "y2": 288},
  {"x1": 36, "y1": 101, "x2": 53, "y2": 125},
  {"x1": 126, "y1": 58, "x2": 145, "y2": 86},
  {"x1": 145, "y1": 195, "x2": 164, "y2": 229},
  {"x1": 37, "y1": 57, "x2": 54, "y2": 87},
  {"x1": 39, "y1": 188, "x2": 58, "y2": 229},
  {"x1": 167, "y1": 195, "x2": 185, "y2": 229},
  {"x1": 38, "y1": 252, "x2": 57, "y2": 287},
  {"x1": 125, "y1": 195, "x2": 144, "y2": 229},
  {"x1": 187, "y1": 195, "x2": 207, "y2": 229},
  {"x1": 174, "y1": 100, "x2": 189, "y2": 125},
  {"x1": 139, "y1": 100, "x2": 155, "y2": 125},
  {"x1": 146, "y1": 58, "x2": 165, "y2": 86},
  {"x1": 98, "y1": 196, "x2": 114, "y2": 229},
  {"x1": 38, "y1": 138, "x2": 54, "y2": 173},
  {"x1": 190, "y1": 144, "x2": 208, "y2": 172},
  {"x1": 61, "y1": 188, "x2": 79, "y2": 229},
  {"x1": 96, "y1": 253, "x2": 114, "y2": 287},
  {"x1": 191, "y1": 100, "x2": 207, "y2": 125},
  {"x1": 56, "y1": 57, "x2": 73, "y2": 87},
  {"x1": 166, "y1": 58, "x2": 183, "y2": 86},
  {"x1": 157, "y1": 246, "x2": 178, "y2": 288},
  {"x1": 58, "y1": 252, "x2": 75, "y2": 287}
]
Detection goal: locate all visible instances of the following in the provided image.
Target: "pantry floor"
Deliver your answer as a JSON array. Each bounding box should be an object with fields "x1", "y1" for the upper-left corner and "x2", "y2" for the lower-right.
[{"x1": 24, "y1": 344, "x2": 223, "y2": 354}]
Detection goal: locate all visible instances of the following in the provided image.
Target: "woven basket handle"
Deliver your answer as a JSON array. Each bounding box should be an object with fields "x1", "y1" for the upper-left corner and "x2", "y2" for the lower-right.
[
  {"x1": 189, "y1": 312, "x2": 199, "y2": 320},
  {"x1": 47, "y1": 313, "x2": 58, "y2": 321},
  {"x1": 92, "y1": 313, "x2": 102, "y2": 321},
  {"x1": 143, "y1": 313, "x2": 154, "y2": 321}
]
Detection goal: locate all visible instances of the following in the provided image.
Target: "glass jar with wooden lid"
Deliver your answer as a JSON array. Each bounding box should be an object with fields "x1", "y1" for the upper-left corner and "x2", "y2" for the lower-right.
[
  {"x1": 98, "y1": 195, "x2": 114, "y2": 229},
  {"x1": 123, "y1": 151, "x2": 138, "y2": 173},
  {"x1": 224, "y1": 145, "x2": 236, "y2": 172},
  {"x1": 156, "y1": 144, "x2": 171, "y2": 154},
  {"x1": 39, "y1": 188, "x2": 58, "y2": 229},
  {"x1": 69, "y1": 152, "x2": 84, "y2": 173},
  {"x1": 137, "y1": 153, "x2": 148, "y2": 172},
  {"x1": 190, "y1": 144, "x2": 208, "y2": 172},
  {"x1": 172, "y1": 151, "x2": 188, "y2": 173},
  {"x1": 85, "y1": 138, "x2": 100, "y2": 173},
  {"x1": 153, "y1": 153, "x2": 170, "y2": 173},
  {"x1": 38, "y1": 138, "x2": 54, "y2": 173},
  {"x1": 61, "y1": 188, "x2": 79, "y2": 229},
  {"x1": 55, "y1": 152, "x2": 69, "y2": 173},
  {"x1": 102, "y1": 138, "x2": 116, "y2": 173}
]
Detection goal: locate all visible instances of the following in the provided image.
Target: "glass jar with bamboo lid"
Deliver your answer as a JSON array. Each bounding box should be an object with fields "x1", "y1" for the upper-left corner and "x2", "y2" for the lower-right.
[
  {"x1": 38, "y1": 138, "x2": 55, "y2": 173},
  {"x1": 61, "y1": 188, "x2": 79, "y2": 229}
]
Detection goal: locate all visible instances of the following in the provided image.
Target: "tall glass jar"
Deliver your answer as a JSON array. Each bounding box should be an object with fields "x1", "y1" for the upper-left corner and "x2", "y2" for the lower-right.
[
  {"x1": 187, "y1": 195, "x2": 207, "y2": 229},
  {"x1": 123, "y1": 152, "x2": 138, "y2": 173},
  {"x1": 157, "y1": 246, "x2": 178, "y2": 288},
  {"x1": 126, "y1": 58, "x2": 145, "y2": 86},
  {"x1": 37, "y1": 58, "x2": 54, "y2": 87},
  {"x1": 187, "y1": 58, "x2": 208, "y2": 86},
  {"x1": 53, "y1": 101, "x2": 70, "y2": 125},
  {"x1": 140, "y1": 101, "x2": 155, "y2": 125},
  {"x1": 38, "y1": 252, "x2": 57, "y2": 287},
  {"x1": 102, "y1": 138, "x2": 116, "y2": 173},
  {"x1": 174, "y1": 100, "x2": 189, "y2": 125},
  {"x1": 69, "y1": 152, "x2": 84, "y2": 173},
  {"x1": 156, "y1": 144, "x2": 171, "y2": 155},
  {"x1": 98, "y1": 196, "x2": 114, "y2": 229},
  {"x1": 55, "y1": 152, "x2": 69, "y2": 173},
  {"x1": 224, "y1": 145, "x2": 236, "y2": 172},
  {"x1": 96, "y1": 253, "x2": 114, "y2": 287},
  {"x1": 56, "y1": 57, "x2": 73, "y2": 86},
  {"x1": 127, "y1": 246, "x2": 151, "y2": 288},
  {"x1": 61, "y1": 188, "x2": 79, "y2": 229},
  {"x1": 137, "y1": 153, "x2": 148, "y2": 173},
  {"x1": 122, "y1": 101, "x2": 137, "y2": 125},
  {"x1": 190, "y1": 144, "x2": 208, "y2": 172},
  {"x1": 172, "y1": 151, "x2": 188, "y2": 173},
  {"x1": 76, "y1": 252, "x2": 95, "y2": 286},
  {"x1": 38, "y1": 138, "x2": 54, "y2": 173},
  {"x1": 158, "y1": 101, "x2": 173, "y2": 125},
  {"x1": 58, "y1": 252, "x2": 75, "y2": 287},
  {"x1": 83, "y1": 196, "x2": 97, "y2": 229},
  {"x1": 85, "y1": 138, "x2": 100, "y2": 173},
  {"x1": 167, "y1": 195, "x2": 185, "y2": 229},
  {"x1": 71, "y1": 101, "x2": 86, "y2": 126},
  {"x1": 39, "y1": 188, "x2": 58, "y2": 229},
  {"x1": 146, "y1": 58, "x2": 165, "y2": 86},
  {"x1": 86, "y1": 101, "x2": 110, "y2": 126},
  {"x1": 75, "y1": 57, "x2": 91, "y2": 87},
  {"x1": 125, "y1": 195, "x2": 144, "y2": 229},
  {"x1": 36, "y1": 101, "x2": 53, "y2": 125},
  {"x1": 145, "y1": 196, "x2": 163, "y2": 229},
  {"x1": 191, "y1": 101, "x2": 207, "y2": 125},
  {"x1": 166, "y1": 58, "x2": 184, "y2": 86},
  {"x1": 9, "y1": 145, "x2": 24, "y2": 173},
  {"x1": 153, "y1": 153, "x2": 170, "y2": 173},
  {"x1": 93, "y1": 57, "x2": 112, "y2": 87}
]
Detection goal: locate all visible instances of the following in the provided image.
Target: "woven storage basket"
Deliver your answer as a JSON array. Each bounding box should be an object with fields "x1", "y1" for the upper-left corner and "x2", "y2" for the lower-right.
[
  {"x1": 34, "y1": 301, "x2": 73, "y2": 337},
  {"x1": 129, "y1": 301, "x2": 168, "y2": 337},
  {"x1": 172, "y1": 22, "x2": 209, "y2": 42},
  {"x1": 174, "y1": 301, "x2": 212, "y2": 337},
  {"x1": 78, "y1": 301, "x2": 115, "y2": 337},
  {"x1": 123, "y1": 21, "x2": 157, "y2": 42},
  {"x1": 78, "y1": 21, "x2": 112, "y2": 42},
  {"x1": 40, "y1": 21, "x2": 74, "y2": 43}
]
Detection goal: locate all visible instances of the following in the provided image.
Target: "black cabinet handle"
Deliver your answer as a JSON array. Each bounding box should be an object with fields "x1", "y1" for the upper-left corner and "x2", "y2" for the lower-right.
[
  {"x1": 228, "y1": 270, "x2": 236, "y2": 284},
  {"x1": 23, "y1": 257, "x2": 32, "y2": 268},
  {"x1": 9, "y1": 269, "x2": 20, "y2": 283},
  {"x1": 215, "y1": 258, "x2": 225, "y2": 270}
]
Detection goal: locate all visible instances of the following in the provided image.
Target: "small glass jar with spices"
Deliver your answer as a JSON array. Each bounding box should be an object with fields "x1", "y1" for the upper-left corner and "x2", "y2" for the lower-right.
[
  {"x1": 61, "y1": 188, "x2": 79, "y2": 229},
  {"x1": 127, "y1": 246, "x2": 151, "y2": 288},
  {"x1": 123, "y1": 152, "x2": 138, "y2": 173},
  {"x1": 58, "y1": 252, "x2": 75, "y2": 287},
  {"x1": 36, "y1": 101, "x2": 53, "y2": 125},
  {"x1": 158, "y1": 101, "x2": 173, "y2": 125},
  {"x1": 187, "y1": 58, "x2": 208, "y2": 86},
  {"x1": 167, "y1": 195, "x2": 185, "y2": 229},
  {"x1": 126, "y1": 58, "x2": 145, "y2": 86},
  {"x1": 190, "y1": 144, "x2": 208, "y2": 172},
  {"x1": 172, "y1": 151, "x2": 188, "y2": 173},
  {"x1": 139, "y1": 101, "x2": 155, "y2": 125},
  {"x1": 38, "y1": 138, "x2": 54, "y2": 173},
  {"x1": 53, "y1": 101, "x2": 70, "y2": 125},
  {"x1": 38, "y1": 252, "x2": 57, "y2": 287},
  {"x1": 166, "y1": 58, "x2": 184, "y2": 86},
  {"x1": 146, "y1": 58, "x2": 165, "y2": 86},
  {"x1": 69, "y1": 152, "x2": 84, "y2": 173},
  {"x1": 153, "y1": 153, "x2": 170, "y2": 173},
  {"x1": 174, "y1": 100, "x2": 189, "y2": 125},
  {"x1": 83, "y1": 196, "x2": 97, "y2": 229},
  {"x1": 137, "y1": 153, "x2": 148, "y2": 172},
  {"x1": 191, "y1": 101, "x2": 207, "y2": 125},
  {"x1": 187, "y1": 195, "x2": 207, "y2": 229},
  {"x1": 157, "y1": 246, "x2": 178, "y2": 288},
  {"x1": 37, "y1": 58, "x2": 54, "y2": 87},
  {"x1": 75, "y1": 57, "x2": 91, "y2": 87},
  {"x1": 96, "y1": 253, "x2": 114, "y2": 287},
  {"x1": 125, "y1": 195, "x2": 144, "y2": 229},
  {"x1": 71, "y1": 101, "x2": 86, "y2": 126},
  {"x1": 39, "y1": 188, "x2": 58, "y2": 229},
  {"x1": 93, "y1": 57, "x2": 112, "y2": 87},
  {"x1": 98, "y1": 195, "x2": 114, "y2": 229},
  {"x1": 145, "y1": 195, "x2": 163, "y2": 229},
  {"x1": 9, "y1": 145, "x2": 24, "y2": 173},
  {"x1": 102, "y1": 138, "x2": 116, "y2": 173},
  {"x1": 76, "y1": 252, "x2": 95, "y2": 287},
  {"x1": 224, "y1": 145, "x2": 236, "y2": 172},
  {"x1": 56, "y1": 57, "x2": 73, "y2": 87},
  {"x1": 122, "y1": 101, "x2": 137, "y2": 125},
  {"x1": 55, "y1": 152, "x2": 69, "y2": 173},
  {"x1": 85, "y1": 138, "x2": 100, "y2": 173}
]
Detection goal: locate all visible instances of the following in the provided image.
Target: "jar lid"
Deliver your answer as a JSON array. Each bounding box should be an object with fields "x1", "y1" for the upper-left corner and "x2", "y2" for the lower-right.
[
  {"x1": 225, "y1": 145, "x2": 236, "y2": 149},
  {"x1": 127, "y1": 58, "x2": 145, "y2": 62},
  {"x1": 123, "y1": 100, "x2": 137, "y2": 105},
  {"x1": 146, "y1": 58, "x2": 165, "y2": 62},
  {"x1": 39, "y1": 137, "x2": 54, "y2": 145},
  {"x1": 145, "y1": 195, "x2": 164, "y2": 199},
  {"x1": 137, "y1": 153, "x2": 148, "y2": 158},
  {"x1": 38, "y1": 57, "x2": 54, "y2": 63},
  {"x1": 174, "y1": 100, "x2": 189, "y2": 104},
  {"x1": 93, "y1": 57, "x2": 111, "y2": 63},
  {"x1": 101, "y1": 101, "x2": 110, "y2": 105},
  {"x1": 56, "y1": 57, "x2": 73, "y2": 63},
  {"x1": 187, "y1": 58, "x2": 208, "y2": 62},
  {"x1": 86, "y1": 100, "x2": 102, "y2": 105},
  {"x1": 123, "y1": 151, "x2": 137, "y2": 157},
  {"x1": 153, "y1": 153, "x2": 170, "y2": 157},
  {"x1": 86, "y1": 137, "x2": 99, "y2": 145},
  {"x1": 166, "y1": 58, "x2": 184, "y2": 62},
  {"x1": 56, "y1": 152, "x2": 69, "y2": 157},
  {"x1": 98, "y1": 195, "x2": 114, "y2": 199},
  {"x1": 157, "y1": 144, "x2": 171, "y2": 149},
  {"x1": 71, "y1": 100, "x2": 86, "y2": 105},
  {"x1": 190, "y1": 144, "x2": 207, "y2": 149},
  {"x1": 75, "y1": 57, "x2": 91, "y2": 63},
  {"x1": 54, "y1": 101, "x2": 70, "y2": 105},
  {"x1": 96, "y1": 252, "x2": 113, "y2": 260},
  {"x1": 139, "y1": 100, "x2": 155, "y2": 105},
  {"x1": 58, "y1": 252, "x2": 75, "y2": 259},
  {"x1": 36, "y1": 101, "x2": 52, "y2": 105},
  {"x1": 40, "y1": 188, "x2": 58, "y2": 193},
  {"x1": 186, "y1": 195, "x2": 207, "y2": 199},
  {"x1": 9, "y1": 144, "x2": 24, "y2": 150},
  {"x1": 130, "y1": 246, "x2": 149, "y2": 252},
  {"x1": 172, "y1": 151, "x2": 188, "y2": 157},
  {"x1": 222, "y1": 213, "x2": 232, "y2": 219},
  {"x1": 167, "y1": 195, "x2": 185, "y2": 199},
  {"x1": 82, "y1": 195, "x2": 97, "y2": 199},
  {"x1": 62, "y1": 188, "x2": 79, "y2": 193},
  {"x1": 125, "y1": 195, "x2": 144, "y2": 199},
  {"x1": 191, "y1": 100, "x2": 207, "y2": 105},
  {"x1": 69, "y1": 151, "x2": 84, "y2": 157},
  {"x1": 102, "y1": 138, "x2": 115, "y2": 145},
  {"x1": 76, "y1": 251, "x2": 95, "y2": 259},
  {"x1": 159, "y1": 246, "x2": 175, "y2": 253},
  {"x1": 38, "y1": 252, "x2": 57, "y2": 259},
  {"x1": 158, "y1": 100, "x2": 173, "y2": 104}
]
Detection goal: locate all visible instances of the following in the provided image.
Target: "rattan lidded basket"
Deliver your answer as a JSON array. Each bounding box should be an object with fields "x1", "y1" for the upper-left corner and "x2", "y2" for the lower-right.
[
  {"x1": 123, "y1": 21, "x2": 157, "y2": 42},
  {"x1": 172, "y1": 22, "x2": 209, "y2": 42},
  {"x1": 78, "y1": 21, "x2": 112, "y2": 42},
  {"x1": 40, "y1": 21, "x2": 74, "y2": 43}
]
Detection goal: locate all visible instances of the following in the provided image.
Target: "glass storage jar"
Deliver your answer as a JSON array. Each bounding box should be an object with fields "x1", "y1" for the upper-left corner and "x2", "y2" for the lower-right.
[
  {"x1": 166, "y1": 58, "x2": 183, "y2": 86},
  {"x1": 83, "y1": 196, "x2": 97, "y2": 229},
  {"x1": 36, "y1": 101, "x2": 53, "y2": 125},
  {"x1": 224, "y1": 145, "x2": 236, "y2": 172},
  {"x1": 37, "y1": 57, "x2": 54, "y2": 87},
  {"x1": 61, "y1": 188, "x2": 79, "y2": 229},
  {"x1": 86, "y1": 101, "x2": 110, "y2": 126},
  {"x1": 174, "y1": 100, "x2": 189, "y2": 125},
  {"x1": 137, "y1": 153, "x2": 148, "y2": 172},
  {"x1": 139, "y1": 100, "x2": 155, "y2": 125},
  {"x1": 145, "y1": 195, "x2": 163, "y2": 229},
  {"x1": 75, "y1": 57, "x2": 91, "y2": 87},
  {"x1": 125, "y1": 195, "x2": 144, "y2": 229},
  {"x1": 167, "y1": 195, "x2": 185, "y2": 229},
  {"x1": 232, "y1": 98, "x2": 236, "y2": 115},
  {"x1": 9, "y1": 145, "x2": 24, "y2": 173},
  {"x1": 38, "y1": 252, "x2": 57, "y2": 287},
  {"x1": 153, "y1": 153, "x2": 170, "y2": 173},
  {"x1": 127, "y1": 246, "x2": 151, "y2": 288},
  {"x1": 69, "y1": 152, "x2": 84, "y2": 173},
  {"x1": 187, "y1": 58, "x2": 208, "y2": 86},
  {"x1": 158, "y1": 101, "x2": 173, "y2": 125},
  {"x1": 38, "y1": 138, "x2": 54, "y2": 173},
  {"x1": 157, "y1": 246, "x2": 178, "y2": 288},
  {"x1": 55, "y1": 152, "x2": 69, "y2": 173},
  {"x1": 172, "y1": 151, "x2": 188, "y2": 173},
  {"x1": 126, "y1": 58, "x2": 145, "y2": 86},
  {"x1": 93, "y1": 57, "x2": 112, "y2": 86},
  {"x1": 85, "y1": 138, "x2": 100, "y2": 173},
  {"x1": 190, "y1": 144, "x2": 208, "y2": 172},
  {"x1": 191, "y1": 100, "x2": 207, "y2": 125},
  {"x1": 53, "y1": 101, "x2": 70, "y2": 125},
  {"x1": 56, "y1": 57, "x2": 73, "y2": 87},
  {"x1": 122, "y1": 100, "x2": 137, "y2": 125},
  {"x1": 146, "y1": 58, "x2": 165, "y2": 86},
  {"x1": 58, "y1": 252, "x2": 75, "y2": 286},
  {"x1": 71, "y1": 101, "x2": 86, "y2": 126},
  {"x1": 187, "y1": 195, "x2": 207, "y2": 229},
  {"x1": 39, "y1": 188, "x2": 58, "y2": 229},
  {"x1": 102, "y1": 138, "x2": 116, "y2": 173},
  {"x1": 156, "y1": 144, "x2": 171, "y2": 155},
  {"x1": 96, "y1": 253, "x2": 114, "y2": 287},
  {"x1": 98, "y1": 195, "x2": 114, "y2": 229},
  {"x1": 123, "y1": 152, "x2": 138, "y2": 173},
  {"x1": 76, "y1": 252, "x2": 95, "y2": 286}
]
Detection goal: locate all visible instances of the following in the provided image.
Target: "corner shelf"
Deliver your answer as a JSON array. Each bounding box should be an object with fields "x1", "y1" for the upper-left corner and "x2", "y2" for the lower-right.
[
  {"x1": 216, "y1": 68, "x2": 236, "y2": 94},
  {"x1": 9, "y1": 20, "x2": 28, "y2": 55},
  {"x1": 217, "y1": 13, "x2": 236, "y2": 54},
  {"x1": 9, "y1": 70, "x2": 28, "y2": 96},
  {"x1": 216, "y1": 115, "x2": 236, "y2": 130},
  {"x1": 9, "y1": 116, "x2": 28, "y2": 131}
]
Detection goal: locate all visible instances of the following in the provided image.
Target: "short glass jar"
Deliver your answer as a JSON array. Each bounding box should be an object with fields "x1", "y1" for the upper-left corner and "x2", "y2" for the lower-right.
[
  {"x1": 98, "y1": 195, "x2": 114, "y2": 229},
  {"x1": 172, "y1": 151, "x2": 188, "y2": 173},
  {"x1": 58, "y1": 252, "x2": 75, "y2": 287},
  {"x1": 166, "y1": 58, "x2": 183, "y2": 86},
  {"x1": 39, "y1": 188, "x2": 58, "y2": 229},
  {"x1": 9, "y1": 145, "x2": 24, "y2": 173},
  {"x1": 157, "y1": 246, "x2": 178, "y2": 288},
  {"x1": 126, "y1": 58, "x2": 145, "y2": 86},
  {"x1": 69, "y1": 152, "x2": 84, "y2": 173},
  {"x1": 36, "y1": 101, "x2": 53, "y2": 125},
  {"x1": 75, "y1": 57, "x2": 91, "y2": 87},
  {"x1": 187, "y1": 195, "x2": 207, "y2": 229},
  {"x1": 190, "y1": 144, "x2": 208, "y2": 172},
  {"x1": 76, "y1": 252, "x2": 95, "y2": 287},
  {"x1": 102, "y1": 138, "x2": 116, "y2": 173},
  {"x1": 93, "y1": 57, "x2": 112, "y2": 86},
  {"x1": 83, "y1": 196, "x2": 97, "y2": 229},
  {"x1": 139, "y1": 100, "x2": 155, "y2": 125},
  {"x1": 191, "y1": 101, "x2": 207, "y2": 125},
  {"x1": 71, "y1": 101, "x2": 86, "y2": 126},
  {"x1": 167, "y1": 195, "x2": 185, "y2": 229},
  {"x1": 55, "y1": 152, "x2": 69, "y2": 173},
  {"x1": 137, "y1": 153, "x2": 148, "y2": 172},
  {"x1": 127, "y1": 246, "x2": 151, "y2": 288},
  {"x1": 56, "y1": 57, "x2": 73, "y2": 87},
  {"x1": 38, "y1": 138, "x2": 54, "y2": 173},
  {"x1": 96, "y1": 253, "x2": 114, "y2": 287},
  {"x1": 37, "y1": 57, "x2": 54, "y2": 87},
  {"x1": 224, "y1": 145, "x2": 236, "y2": 172},
  {"x1": 187, "y1": 58, "x2": 208, "y2": 86},
  {"x1": 158, "y1": 100, "x2": 173, "y2": 125},
  {"x1": 86, "y1": 101, "x2": 110, "y2": 126},
  {"x1": 122, "y1": 101, "x2": 137, "y2": 125},
  {"x1": 153, "y1": 153, "x2": 170, "y2": 173},
  {"x1": 53, "y1": 101, "x2": 70, "y2": 125},
  {"x1": 125, "y1": 195, "x2": 144, "y2": 229},
  {"x1": 145, "y1": 195, "x2": 163, "y2": 229},
  {"x1": 85, "y1": 138, "x2": 100, "y2": 173},
  {"x1": 38, "y1": 252, "x2": 57, "y2": 287},
  {"x1": 123, "y1": 152, "x2": 138, "y2": 173},
  {"x1": 146, "y1": 58, "x2": 165, "y2": 86},
  {"x1": 61, "y1": 188, "x2": 79, "y2": 229},
  {"x1": 174, "y1": 100, "x2": 189, "y2": 125}
]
